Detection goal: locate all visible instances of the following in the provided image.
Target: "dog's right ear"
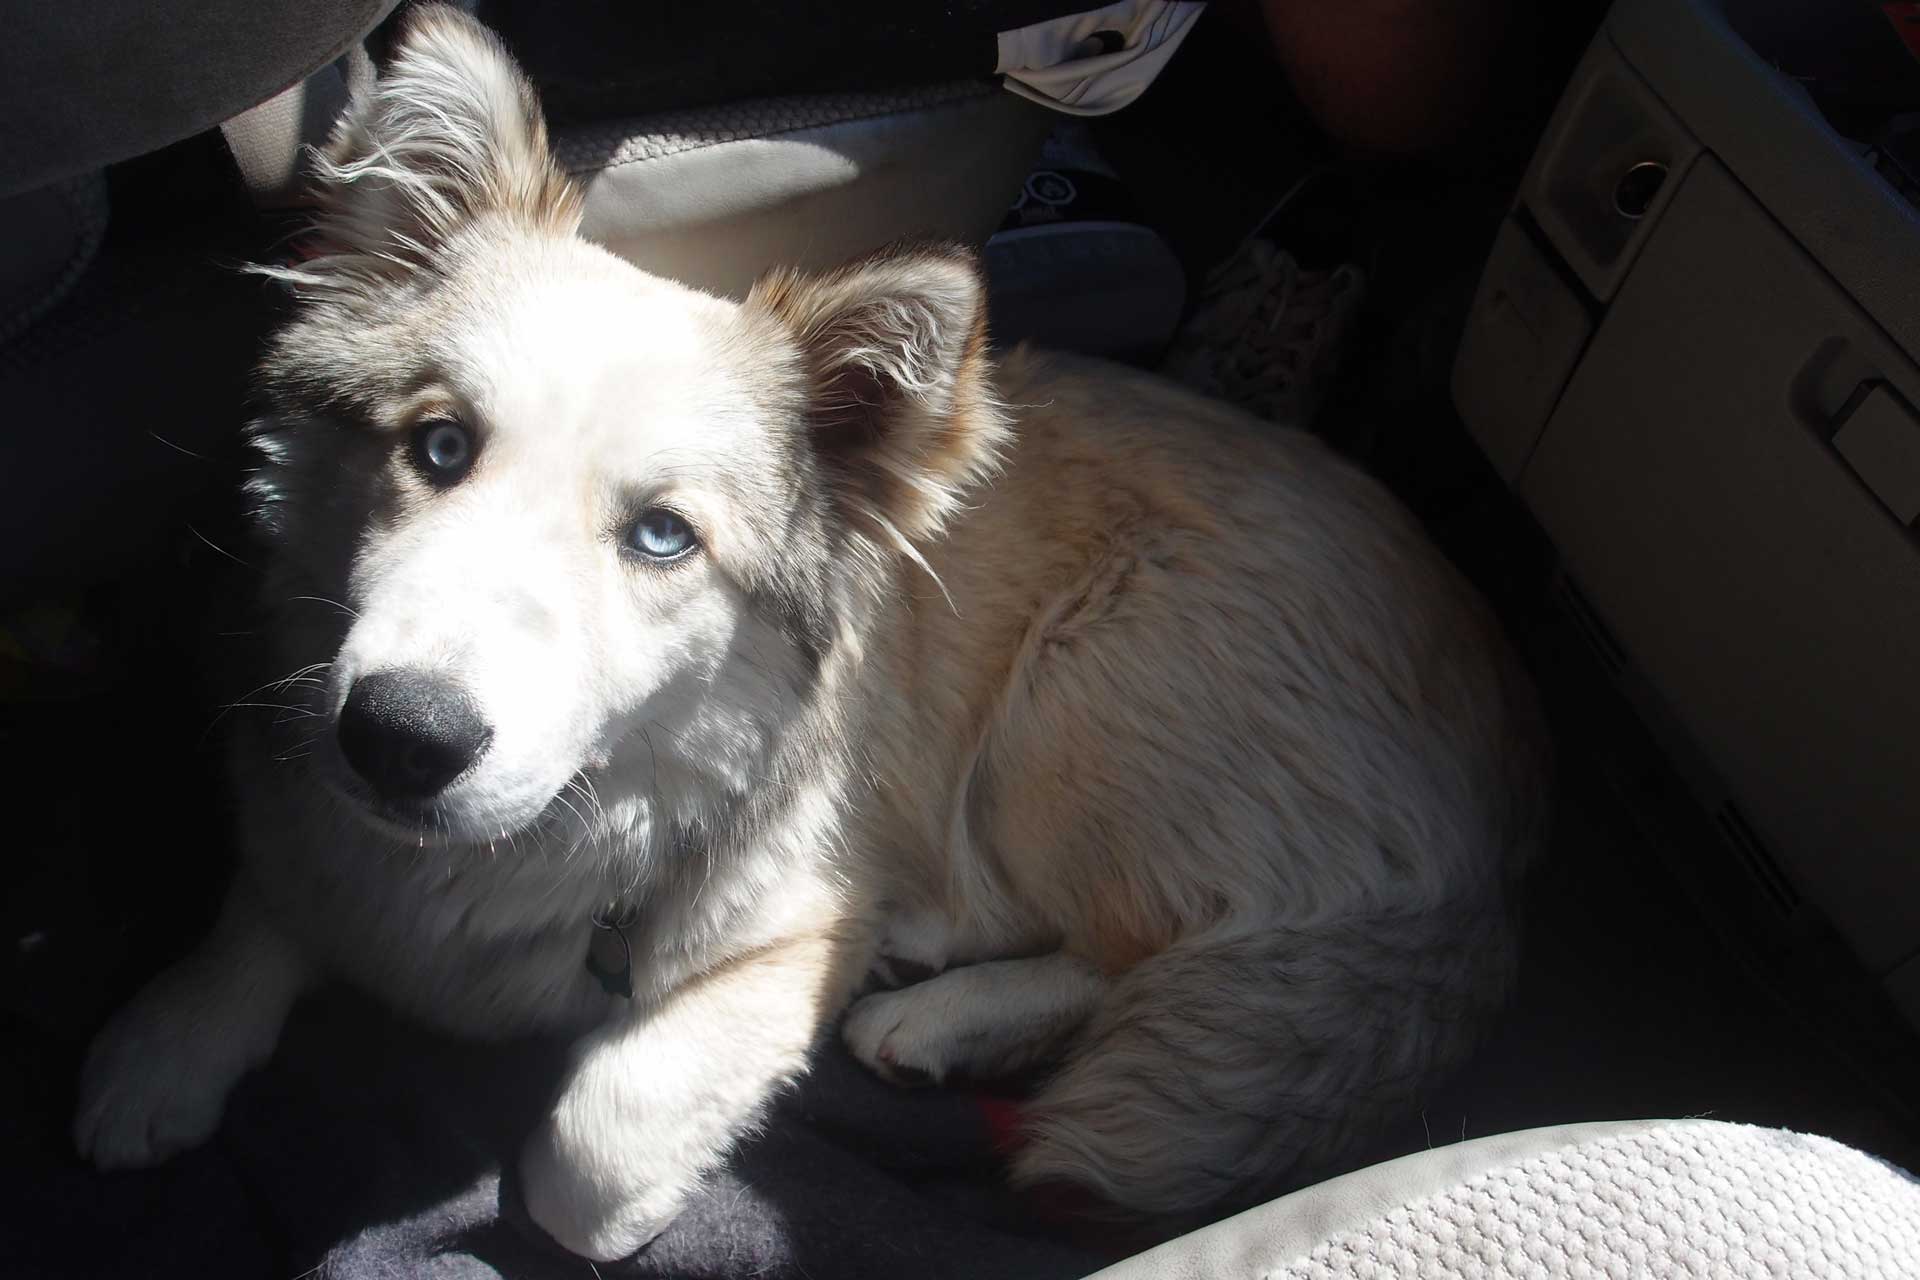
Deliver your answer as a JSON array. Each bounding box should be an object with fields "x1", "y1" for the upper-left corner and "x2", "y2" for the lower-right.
[
  {"x1": 746, "y1": 246, "x2": 1011, "y2": 549},
  {"x1": 295, "y1": 4, "x2": 579, "y2": 283}
]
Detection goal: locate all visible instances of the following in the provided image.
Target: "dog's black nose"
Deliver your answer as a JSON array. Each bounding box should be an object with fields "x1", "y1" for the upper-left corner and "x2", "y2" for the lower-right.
[{"x1": 337, "y1": 669, "x2": 492, "y2": 802}]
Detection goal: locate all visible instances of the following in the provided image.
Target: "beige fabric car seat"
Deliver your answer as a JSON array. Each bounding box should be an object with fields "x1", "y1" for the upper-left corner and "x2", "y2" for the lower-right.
[
  {"x1": 1082, "y1": 1119, "x2": 1920, "y2": 1279},
  {"x1": 212, "y1": 2, "x2": 1222, "y2": 299},
  {"x1": 221, "y1": 54, "x2": 1052, "y2": 298}
]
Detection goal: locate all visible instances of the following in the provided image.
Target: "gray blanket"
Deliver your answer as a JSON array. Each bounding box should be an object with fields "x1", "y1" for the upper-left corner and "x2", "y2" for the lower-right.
[{"x1": 3, "y1": 989, "x2": 1112, "y2": 1280}]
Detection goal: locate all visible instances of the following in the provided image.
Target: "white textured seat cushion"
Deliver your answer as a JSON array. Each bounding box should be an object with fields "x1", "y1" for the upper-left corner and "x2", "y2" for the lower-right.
[{"x1": 1086, "y1": 1120, "x2": 1920, "y2": 1279}]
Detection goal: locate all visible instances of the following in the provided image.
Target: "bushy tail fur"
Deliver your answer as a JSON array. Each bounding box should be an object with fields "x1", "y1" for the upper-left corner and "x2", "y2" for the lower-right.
[{"x1": 1010, "y1": 892, "x2": 1518, "y2": 1217}]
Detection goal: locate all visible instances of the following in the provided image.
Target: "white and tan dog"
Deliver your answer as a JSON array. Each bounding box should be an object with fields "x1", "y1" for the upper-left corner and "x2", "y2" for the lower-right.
[{"x1": 74, "y1": 6, "x2": 1548, "y2": 1261}]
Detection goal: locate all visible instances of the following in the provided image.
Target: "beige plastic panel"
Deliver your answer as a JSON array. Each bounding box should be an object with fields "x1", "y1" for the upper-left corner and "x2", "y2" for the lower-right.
[
  {"x1": 1519, "y1": 32, "x2": 1702, "y2": 303},
  {"x1": 1832, "y1": 384, "x2": 1920, "y2": 525},
  {"x1": 1607, "y1": 0, "x2": 1920, "y2": 364},
  {"x1": 1519, "y1": 156, "x2": 1920, "y2": 974},
  {"x1": 1452, "y1": 217, "x2": 1594, "y2": 483}
]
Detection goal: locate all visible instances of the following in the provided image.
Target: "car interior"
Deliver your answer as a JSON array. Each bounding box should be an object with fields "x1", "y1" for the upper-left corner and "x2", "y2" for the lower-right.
[{"x1": 4, "y1": 0, "x2": 1920, "y2": 1276}]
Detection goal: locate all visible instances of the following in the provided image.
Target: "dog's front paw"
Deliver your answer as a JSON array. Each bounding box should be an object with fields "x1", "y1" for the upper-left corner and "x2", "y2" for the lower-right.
[
  {"x1": 74, "y1": 992, "x2": 244, "y2": 1169},
  {"x1": 866, "y1": 906, "x2": 953, "y2": 990},
  {"x1": 842, "y1": 985, "x2": 952, "y2": 1087},
  {"x1": 518, "y1": 1110, "x2": 684, "y2": 1263}
]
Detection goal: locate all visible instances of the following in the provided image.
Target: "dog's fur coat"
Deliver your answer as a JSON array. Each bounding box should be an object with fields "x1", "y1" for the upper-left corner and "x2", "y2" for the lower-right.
[{"x1": 73, "y1": 7, "x2": 1548, "y2": 1261}]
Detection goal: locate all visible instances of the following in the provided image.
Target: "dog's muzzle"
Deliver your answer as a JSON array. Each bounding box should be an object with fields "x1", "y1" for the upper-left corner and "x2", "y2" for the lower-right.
[{"x1": 337, "y1": 669, "x2": 493, "y2": 804}]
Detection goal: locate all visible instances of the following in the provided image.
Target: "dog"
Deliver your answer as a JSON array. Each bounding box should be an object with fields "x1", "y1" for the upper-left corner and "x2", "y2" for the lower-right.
[{"x1": 73, "y1": 6, "x2": 1549, "y2": 1262}]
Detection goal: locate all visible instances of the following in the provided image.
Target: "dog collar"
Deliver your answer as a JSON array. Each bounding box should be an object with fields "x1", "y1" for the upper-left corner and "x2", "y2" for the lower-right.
[{"x1": 585, "y1": 899, "x2": 639, "y2": 999}]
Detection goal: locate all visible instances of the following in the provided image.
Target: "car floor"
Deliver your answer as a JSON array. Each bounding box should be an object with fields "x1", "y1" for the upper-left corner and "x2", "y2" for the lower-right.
[{"x1": 4, "y1": 10, "x2": 1920, "y2": 1275}]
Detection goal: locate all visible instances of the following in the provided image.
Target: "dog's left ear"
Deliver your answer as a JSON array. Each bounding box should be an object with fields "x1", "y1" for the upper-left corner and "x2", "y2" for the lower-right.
[{"x1": 747, "y1": 246, "x2": 1009, "y2": 544}]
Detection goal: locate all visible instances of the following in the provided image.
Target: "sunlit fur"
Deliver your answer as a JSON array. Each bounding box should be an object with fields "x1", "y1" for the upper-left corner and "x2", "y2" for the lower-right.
[{"x1": 74, "y1": 5, "x2": 1549, "y2": 1261}]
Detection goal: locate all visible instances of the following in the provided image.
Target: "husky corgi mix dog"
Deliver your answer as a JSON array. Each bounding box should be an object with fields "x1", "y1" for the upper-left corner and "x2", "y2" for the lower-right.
[{"x1": 74, "y1": 5, "x2": 1548, "y2": 1261}]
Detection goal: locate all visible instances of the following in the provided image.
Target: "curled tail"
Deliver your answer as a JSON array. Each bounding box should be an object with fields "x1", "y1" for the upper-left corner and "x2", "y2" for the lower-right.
[{"x1": 1010, "y1": 893, "x2": 1519, "y2": 1217}]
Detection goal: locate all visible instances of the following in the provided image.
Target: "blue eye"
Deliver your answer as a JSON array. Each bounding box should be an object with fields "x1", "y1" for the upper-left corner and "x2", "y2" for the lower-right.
[
  {"x1": 626, "y1": 508, "x2": 696, "y2": 561},
  {"x1": 413, "y1": 419, "x2": 473, "y2": 484}
]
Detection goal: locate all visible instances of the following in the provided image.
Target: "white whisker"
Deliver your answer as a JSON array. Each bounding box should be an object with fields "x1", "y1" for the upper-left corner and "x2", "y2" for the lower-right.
[{"x1": 188, "y1": 524, "x2": 253, "y2": 569}]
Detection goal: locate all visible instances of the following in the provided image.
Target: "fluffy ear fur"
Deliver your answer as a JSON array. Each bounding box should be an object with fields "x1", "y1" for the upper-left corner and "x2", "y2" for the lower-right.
[
  {"x1": 747, "y1": 246, "x2": 1010, "y2": 549},
  {"x1": 287, "y1": 3, "x2": 579, "y2": 288}
]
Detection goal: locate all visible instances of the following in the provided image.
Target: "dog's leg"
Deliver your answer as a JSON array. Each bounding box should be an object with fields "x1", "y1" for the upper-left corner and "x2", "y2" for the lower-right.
[
  {"x1": 74, "y1": 880, "x2": 310, "y2": 1168},
  {"x1": 519, "y1": 926, "x2": 859, "y2": 1263},
  {"x1": 842, "y1": 952, "x2": 1107, "y2": 1086}
]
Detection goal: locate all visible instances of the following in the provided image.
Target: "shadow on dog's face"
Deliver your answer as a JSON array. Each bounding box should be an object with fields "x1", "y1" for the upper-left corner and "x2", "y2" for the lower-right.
[{"x1": 244, "y1": 6, "x2": 1001, "y2": 852}]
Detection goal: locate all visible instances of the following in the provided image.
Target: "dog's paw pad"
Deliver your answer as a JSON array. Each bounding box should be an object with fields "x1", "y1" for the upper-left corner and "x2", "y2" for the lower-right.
[
  {"x1": 519, "y1": 1112, "x2": 680, "y2": 1262},
  {"x1": 72, "y1": 989, "x2": 255, "y2": 1171},
  {"x1": 841, "y1": 988, "x2": 950, "y2": 1087},
  {"x1": 74, "y1": 1058, "x2": 226, "y2": 1170}
]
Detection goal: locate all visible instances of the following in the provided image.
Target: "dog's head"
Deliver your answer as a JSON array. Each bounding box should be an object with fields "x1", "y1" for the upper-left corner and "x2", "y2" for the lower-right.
[{"x1": 248, "y1": 5, "x2": 1004, "y2": 848}]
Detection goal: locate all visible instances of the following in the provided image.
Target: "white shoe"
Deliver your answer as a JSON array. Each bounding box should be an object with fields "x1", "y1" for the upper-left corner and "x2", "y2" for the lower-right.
[{"x1": 1163, "y1": 239, "x2": 1364, "y2": 427}]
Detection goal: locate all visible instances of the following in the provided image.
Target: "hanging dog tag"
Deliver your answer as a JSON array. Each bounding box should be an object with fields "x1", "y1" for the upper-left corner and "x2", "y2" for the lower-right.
[{"x1": 586, "y1": 901, "x2": 638, "y2": 999}]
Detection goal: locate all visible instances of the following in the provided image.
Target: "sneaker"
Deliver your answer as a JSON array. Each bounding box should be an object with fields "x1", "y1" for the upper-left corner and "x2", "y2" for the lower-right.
[
  {"x1": 1162, "y1": 237, "x2": 1364, "y2": 427},
  {"x1": 984, "y1": 122, "x2": 1187, "y2": 363}
]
